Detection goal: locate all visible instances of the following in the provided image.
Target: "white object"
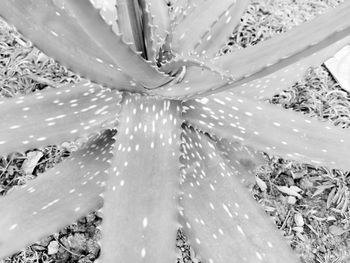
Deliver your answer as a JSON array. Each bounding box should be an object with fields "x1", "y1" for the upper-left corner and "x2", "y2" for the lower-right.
[{"x1": 325, "y1": 45, "x2": 350, "y2": 92}]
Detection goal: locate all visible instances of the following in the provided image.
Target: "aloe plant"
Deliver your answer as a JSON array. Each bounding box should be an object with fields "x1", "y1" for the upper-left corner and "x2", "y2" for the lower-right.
[{"x1": 0, "y1": 0, "x2": 350, "y2": 262}]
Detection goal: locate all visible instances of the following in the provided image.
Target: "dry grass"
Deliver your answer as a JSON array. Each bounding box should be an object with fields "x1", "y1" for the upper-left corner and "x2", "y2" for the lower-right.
[{"x1": 0, "y1": 0, "x2": 350, "y2": 262}]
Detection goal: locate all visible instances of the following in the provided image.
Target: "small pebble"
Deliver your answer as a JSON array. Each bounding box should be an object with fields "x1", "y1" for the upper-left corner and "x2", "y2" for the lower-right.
[
  {"x1": 287, "y1": 196, "x2": 297, "y2": 204},
  {"x1": 294, "y1": 213, "x2": 304, "y2": 227},
  {"x1": 48, "y1": 240, "x2": 59, "y2": 255},
  {"x1": 293, "y1": 226, "x2": 304, "y2": 233}
]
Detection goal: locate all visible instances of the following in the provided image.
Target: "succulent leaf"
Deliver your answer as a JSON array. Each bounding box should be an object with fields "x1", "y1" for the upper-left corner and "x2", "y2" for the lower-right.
[
  {"x1": 116, "y1": 0, "x2": 147, "y2": 56},
  {"x1": 193, "y1": 0, "x2": 249, "y2": 58},
  {"x1": 0, "y1": 0, "x2": 141, "y2": 91},
  {"x1": 179, "y1": 127, "x2": 300, "y2": 263},
  {"x1": 1, "y1": 0, "x2": 350, "y2": 262},
  {"x1": 216, "y1": 138, "x2": 266, "y2": 187},
  {"x1": 141, "y1": 0, "x2": 171, "y2": 63},
  {"x1": 153, "y1": 65, "x2": 226, "y2": 99},
  {"x1": 0, "y1": 80, "x2": 121, "y2": 155},
  {"x1": 171, "y1": 0, "x2": 242, "y2": 55},
  {"x1": 167, "y1": 0, "x2": 188, "y2": 24},
  {"x1": 158, "y1": 3, "x2": 350, "y2": 99},
  {"x1": 224, "y1": 35, "x2": 350, "y2": 100},
  {"x1": 64, "y1": 0, "x2": 172, "y2": 89},
  {"x1": 115, "y1": 0, "x2": 136, "y2": 46},
  {"x1": 183, "y1": 92, "x2": 350, "y2": 170},
  {"x1": 208, "y1": 1, "x2": 350, "y2": 95},
  {"x1": 155, "y1": 33, "x2": 350, "y2": 99},
  {"x1": 0, "y1": 130, "x2": 115, "y2": 258},
  {"x1": 90, "y1": 0, "x2": 119, "y2": 34},
  {"x1": 100, "y1": 93, "x2": 182, "y2": 262}
]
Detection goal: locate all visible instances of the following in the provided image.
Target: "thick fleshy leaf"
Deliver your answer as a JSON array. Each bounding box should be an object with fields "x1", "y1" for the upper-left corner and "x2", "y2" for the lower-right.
[
  {"x1": 219, "y1": 35, "x2": 350, "y2": 100},
  {"x1": 208, "y1": 2, "x2": 350, "y2": 92},
  {"x1": 100, "y1": 94, "x2": 182, "y2": 262},
  {"x1": 216, "y1": 138, "x2": 266, "y2": 187},
  {"x1": 168, "y1": 0, "x2": 190, "y2": 31},
  {"x1": 183, "y1": 92, "x2": 350, "y2": 170},
  {"x1": 171, "y1": 0, "x2": 239, "y2": 55},
  {"x1": 179, "y1": 127, "x2": 300, "y2": 263},
  {"x1": 116, "y1": 0, "x2": 146, "y2": 55},
  {"x1": 64, "y1": 0, "x2": 171, "y2": 89},
  {"x1": 0, "y1": 80, "x2": 121, "y2": 155},
  {"x1": 152, "y1": 65, "x2": 226, "y2": 99},
  {"x1": 141, "y1": 0, "x2": 171, "y2": 62},
  {"x1": 115, "y1": 0, "x2": 135, "y2": 44},
  {"x1": 90, "y1": 0, "x2": 119, "y2": 34},
  {"x1": 194, "y1": 0, "x2": 249, "y2": 58},
  {"x1": 156, "y1": 28, "x2": 350, "y2": 100},
  {"x1": 0, "y1": 0, "x2": 142, "y2": 91},
  {"x1": 155, "y1": 2, "x2": 350, "y2": 99},
  {"x1": 0, "y1": 130, "x2": 115, "y2": 258},
  {"x1": 145, "y1": 0, "x2": 170, "y2": 45}
]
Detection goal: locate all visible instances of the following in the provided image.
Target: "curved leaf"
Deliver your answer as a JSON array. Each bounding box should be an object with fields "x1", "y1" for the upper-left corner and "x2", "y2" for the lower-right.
[
  {"x1": 116, "y1": 0, "x2": 146, "y2": 55},
  {"x1": 206, "y1": 2, "x2": 350, "y2": 96},
  {"x1": 0, "y1": 130, "x2": 115, "y2": 258},
  {"x1": 0, "y1": 0, "x2": 141, "y2": 91},
  {"x1": 183, "y1": 92, "x2": 350, "y2": 170},
  {"x1": 179, "y1": 127, "x2": 300, "y2": 263},
  {"x1": 64, "y1": 0, "x2": 171, "y2": 89},
  {"x1": 194, "y1": 0, "x2": 249, "y2": 58},
  {"x1": 0, "y1": 80, "x2": 121, "y2": 155},
  {"x1": 218, "y1": 35, "x2": 350, "y2": 100},
  {"x1": 152, "y1": 65, "x2": 226, "y2": 99},
  {"x1": 171, "y1": 0, "x2": 241, "y2": 55}
]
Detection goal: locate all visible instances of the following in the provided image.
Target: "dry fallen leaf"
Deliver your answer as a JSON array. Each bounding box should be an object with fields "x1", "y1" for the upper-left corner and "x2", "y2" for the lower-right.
[
  {"x1": 21, "y1": 151, "x2": 43, "y2": 175},
  {"x1": 276, "y1": 185, "x2": 303, "y2": 199},
  {"x1": 255, "y1": 176, "x2": 267, "y2": 192}
]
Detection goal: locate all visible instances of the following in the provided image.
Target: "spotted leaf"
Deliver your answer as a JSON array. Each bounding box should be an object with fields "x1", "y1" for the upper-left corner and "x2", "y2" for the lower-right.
[
  {"x1": 157, "y1": 2, "x2": 350, "y2": 99},
  {"x1": 0, "y1": 80, "x2": 121, "y2": 155},
  {"x1": 100, "y1": 94, "x2": 182, "y2": 262},
  {"x1": 183, "y1": 92, "x2": 350, "y2": 170},
  {"x1": 216, "y1": 138, "x2": 266, "y2": 187},
  {"x1": 155, "y1": 30, "x2": 350, "y2": 99},
  {"x1": 207, "y1": 1, "x2": 350, "y2": 95},
  {"x1": 167, "y1": 0, "x2": 189, "y2": 28},
  {"x1": 221, "y1": 35, "x2": 350, "y2": 101},
  {"x1": 171, "y1": 0, "x2": 244, "y2": 56},
  {"x1": 179, "y1": 127, "x2": 300, "y2": 263},
  {"x1": 90, "y1": 0, "x2": 119, "y2": 34},
  {"x1": 0, "y1": 130, "x2": 115, "y2": 258},
  {"x1": 193, "y1": 0, "x2": 249, "y2": 58},
  {"x1": 64, "y1": 0, "x2": 171, "y2": 89},
  {"x1": 0, "y1": 0, "x2": 142, "y2": 92}
]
